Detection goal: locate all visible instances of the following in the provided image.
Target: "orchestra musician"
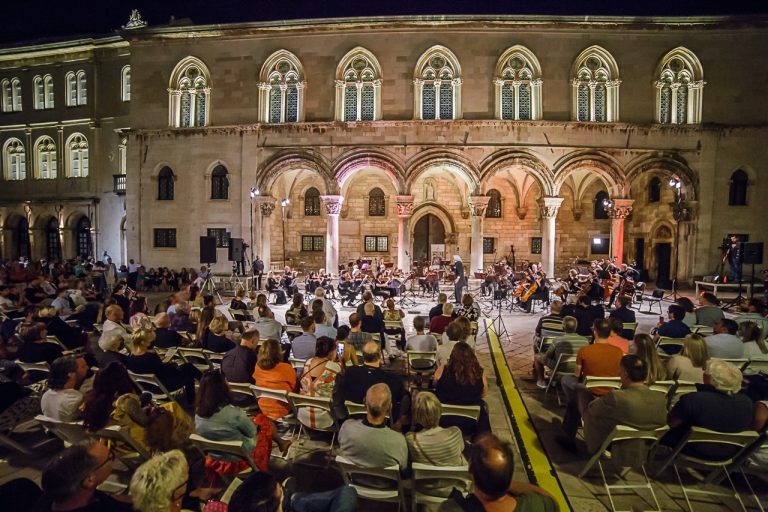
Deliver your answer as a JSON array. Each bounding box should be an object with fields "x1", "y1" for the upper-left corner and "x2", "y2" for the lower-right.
[
  {"x1": 520, "y1": 271, "x2": 550, "y2": 313},
  {"x1": 318, "y1": 268, "x2": 337, "y2": 299},
  {"x1": 452, "y1": 255, "x2": 466, "y2": 305},
  {"x1": 481, "y1": 265, "x2": 496, "y2": 297},
  {"x1": 280, "y1": 266, "x2": 299, "y2": 296}
]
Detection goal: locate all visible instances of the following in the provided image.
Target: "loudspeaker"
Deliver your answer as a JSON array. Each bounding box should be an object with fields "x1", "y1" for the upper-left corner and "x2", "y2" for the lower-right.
[
  {"x1": 228, "y1": 238, "x2": 244, "y2": 262},
  {"x1": 199, "y1": 236, "x2": 217, "y2": 264},
  {"x1": 741, "y1": 242, "x2": 764, "y2": 265}
]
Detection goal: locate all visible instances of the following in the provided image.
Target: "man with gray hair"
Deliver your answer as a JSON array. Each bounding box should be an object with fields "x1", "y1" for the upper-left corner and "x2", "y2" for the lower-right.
[
  {"x1": 95, "y1": 330, "x2": 127, "y2": 368},
  {"x1": 664, "y1": 358, "x2": 754, "y2": 459},
  {"x1": 153, "y1": 312, "x2": 183, "y2": 349},
  {"x1": 339, "y1": 382, "x2": 408, "y2": 471}
]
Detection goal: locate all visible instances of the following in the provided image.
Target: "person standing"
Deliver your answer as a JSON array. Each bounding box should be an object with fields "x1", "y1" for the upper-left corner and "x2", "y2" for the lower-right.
[
  {"x1": 452, "y1": 255, "x2": 466, "y2": 305},
  {"x1": 727, "y1": 234, "x2": 742, "y2": 283},
  {"x1": 253, "y1": 255, "x2": 264, "y2": 290}
]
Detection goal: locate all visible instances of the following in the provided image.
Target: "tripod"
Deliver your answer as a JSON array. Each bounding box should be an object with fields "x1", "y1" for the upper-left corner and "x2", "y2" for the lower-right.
[
  {"x1": 480, "y1": 293, "x2": 509, "y2": 343},
  {"x1": 201, "y1": 266, "x2": 223, "y2": 304},
  {"x1": 229, "y1": 263, "x2": 246, "y2": 294},
  {"x1": 723, "y1": 259, "x2": 746, "y2": 311}
]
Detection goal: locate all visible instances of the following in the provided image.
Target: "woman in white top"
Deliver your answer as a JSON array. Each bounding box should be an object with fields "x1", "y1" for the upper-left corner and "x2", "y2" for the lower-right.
[
  {"x1": 665, "y1": 333, "x2": 708, "y2": 383},
  {"x1": 739, "y1": 321, "x2": 768, "y2": 359}
]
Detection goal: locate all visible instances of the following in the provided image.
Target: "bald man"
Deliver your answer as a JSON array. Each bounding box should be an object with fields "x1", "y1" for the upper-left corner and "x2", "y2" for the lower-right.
[
  {"x1": 101, "y1": 304, "x2": 130, "y2": 345},
  {"x1": 339, "y1": 383, "x2": 408, "y2": 471}
]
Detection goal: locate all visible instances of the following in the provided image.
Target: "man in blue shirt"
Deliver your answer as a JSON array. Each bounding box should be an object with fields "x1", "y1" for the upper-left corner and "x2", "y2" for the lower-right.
[{"x1": 654, "y1": 304, "x2": 691, "y2": 354}]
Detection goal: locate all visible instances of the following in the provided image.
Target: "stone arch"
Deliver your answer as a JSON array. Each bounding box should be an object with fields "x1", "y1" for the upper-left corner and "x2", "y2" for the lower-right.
[
  {"x1": 414, "y1": 45, "x2": 462, "y2": 80},
  {"x1": 410, "y1": 202, "x2": 457, "y2": 237},
  {"x1": 169, "y1": 56, "x2": 212, "y2": 89},
  {"x1": 655, "y1": 46, "x2": 704, "y2": 82},
  {"x1": 405, "y1": 150, "x2": 480, "y2": 195},
  {"x1": 553, "y1": 151, "x2": 625, "y2": 198},
  {"x1": 204, "y1": 159, "x2": 234, "y2": 177},
  {"x1": 257, "y1": 150, "x2": 335, "y2": 194},
  {"x1": 625, "y1": 153, "x2": 698, "y2": 201},
  {"x1": 479, "y1": 150, "x2": 555, "y2": 196},
  {"x1": 259, "y1": 50, "x2": 305, "y2": 83},
  {"x1": 336, "y1": 46, "x2": 383, "y2": 81},
  {"x1": 571, "y1": 45, "x2": 620, "y2": 80},
  {"x1": 333, "y1": 149, "x2": 405, "y2": 194}
]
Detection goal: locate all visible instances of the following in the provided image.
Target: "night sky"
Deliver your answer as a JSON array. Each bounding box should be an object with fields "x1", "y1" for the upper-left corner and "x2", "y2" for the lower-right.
[{"x1": 3, "y1": 0, "x2": 767, "y2": 45}]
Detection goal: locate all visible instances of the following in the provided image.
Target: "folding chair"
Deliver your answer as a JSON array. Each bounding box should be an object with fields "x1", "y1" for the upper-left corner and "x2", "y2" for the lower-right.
[
  {"x1": 643, "y1": 289, "x2": 664, "y2": 314},
  {"x1": 745, "y1": 357, "x2": 768, "y2": 374},
  {"x1": 249, "y1": 385, "x2": 297, "y2": 433},
  {"x1": 16, "y1": 361, "x2": 51, "y2": 382},
  {"x1": 439, "y1": 404, "x2": 481, "y2": 432},
  {"x1": 227, "y1": 382, "x2": 258, "y2": 408},
  {"x1": 537, "y1": 335, "x2": 557, "y2": 353},
  {"x1": 289, "y1": 357, "x2": 307, "y2": 372},
  {"x1": 411, "y1": 463, "x2": 471, "y2": 511},
  {"x1": 656, "y1": 427, "x2": 761, "y2": 512},
  {"x1": 335, "y1": 455, "x2": 405, "y2": 510},
  {"x1": 692, "y1": 325, "x2": 714, "y2": 336},
  {"x1": 656, "y1": 337, "x2": 686, "y2": 355},
  {"x1": 722, "y1": 359, "x2": 750, "y2": 372},
  {"x1": 95, "y1": 424, "x2": 151, "y2": 468},
  {"x1": 406, "y1": 350, "x2": 437, "y2": 388},
  {"x1": 45, "y1": 335, "x2": 67, "y2": 349},
  {"x1": 127, "y1": 370, "x2": 183, "y2": 404},
  {"x1": 584, "y1": 376, "x2": 623, "y2": 392},
  {"x1": 544, "y1": 353, "x2": 578, "y2": 405},
  {"x1": 177, "y1": 347, "x2": 212, "y2": 371},
  {"x1": 202, "y1": 350, "x2": 224, "y2": 367},
  {"x1": 228, "y1": 308, "x2": 250, "y2": 321},
  {"x1": 344, "y1": 401, "x2": 367, "y2": 419},
  {"x1": 288, "y1": 392, "x2": 338, "y2": 461},
  {"x1": 648, "y1": 380, "x2": 698, "y2": 409},
  {"x1": 622, "y1": 322, "x2": 638, "y2": 337},
  {"x1": 578, "y1": 425, "x2": 670, "y2": 512},
  {"x1": 189, "y1": 433, "x2": 258, "y2": 485},
  {"x1": 34, "y1": 414, "x2": 88, "y2": 446},
  {"x1": 632, "y1": 282, "x2": 647, "y2": 308}
]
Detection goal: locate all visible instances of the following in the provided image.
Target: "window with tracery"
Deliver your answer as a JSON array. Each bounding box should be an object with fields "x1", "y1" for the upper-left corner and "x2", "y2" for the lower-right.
[
  {"x1": 655, "y1": 48, "x2": 704, "y2": 125},
  {"x1": 729, "y1": 170, "x2": 748, "y2": 206},
  {"x1": 36, "y1": 136, "x2": 57, "y2": 179},
  {"x1": 486, "y1": 189, "x2": 502, "y2": 218},
  {"x1": 168, "y1": 57, "x2": 210, "y2": 128},
  {"x1": 368, "y1": 187, "x2": 386, "y2": 216},
  {"x1": 648, "y1": 177, "x2": 661, "y2": 203},
  {"x1": 66, "y1": 134, "x2": 89, "y2": 177},
  {"x1": 2, "y1": 78, "x2": 22, "y2": 112},
  {"x1": 304, "y1": 187, "x2": 320, "y2": 216},
  {"x1": 571, "y1": 46, "x2": 620, "y2": 122},
  {"x1": 259, "y1": 51, "x2": 304, "y2": 123},
  {"x1": 211, "y1": 165, "x2": 229, "y2": 200},
  {"x1": 336, "y1": 49, "x2": 381, "y2": 122},
  {"x1": 158, "y1": 167, "x2": 174, "y2": 200},
  {"x1": 495, "y1": 46, "x2": 542, "y2": 121},
  {"x1": 414, "y1": 46, "x2": 461, "y2": 120},
  {"x1": 3, "y1": 138, "x2": 26, "y2": 180}
]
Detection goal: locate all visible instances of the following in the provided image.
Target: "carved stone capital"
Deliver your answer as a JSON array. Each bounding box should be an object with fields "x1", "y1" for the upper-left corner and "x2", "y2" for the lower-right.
[
  {"x1": 538, "y1": 196, "x2": 564, "y2": 219},
  {"x1": 259, "y1": 201, "x2": 275, "y2": 217},
  {"x1": 469, "y1": 195, "x2": 491, "y2": 217},
  {"x1": 395, "y1": 195, "x2": 415, "y2": 217},
  {"x1": 607, "y1": 198, "x2": 635, "y2": 220},
  {"x1": 516, "y1": 207, "x2": 528, "y2": 220},
  {"x1": 320, "y1": 195, "x2": 344, "y2": 216},
  {"x1": 572, "y1": 208, "x2": 583, "y2": 221}
]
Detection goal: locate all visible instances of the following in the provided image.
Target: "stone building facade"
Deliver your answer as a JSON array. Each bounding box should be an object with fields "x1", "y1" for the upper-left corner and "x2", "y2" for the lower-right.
[{"x1": 1, "y1": 15, "x2": 767, "y2": 284}]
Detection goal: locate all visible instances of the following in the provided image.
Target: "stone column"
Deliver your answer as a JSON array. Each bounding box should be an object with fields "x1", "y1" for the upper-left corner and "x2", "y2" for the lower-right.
[
  {"x1": 320, "y1": 195, "x2": 343, "y2": 275},
  {"x1": 259, "y1": 199, "x2": 275, "y2": 271},
  {"x1": 538, "y1": 197, "x2": 565, "y2": 277},
  {"x1": 395, "y1": 196, "x2": 415, "y2": 271},
  {"x1": 607, "y1": 199, "x2": 634, "y2": 265},
  {"x1": 469, "y1": 195, "x2": 490, "y2": 274}
]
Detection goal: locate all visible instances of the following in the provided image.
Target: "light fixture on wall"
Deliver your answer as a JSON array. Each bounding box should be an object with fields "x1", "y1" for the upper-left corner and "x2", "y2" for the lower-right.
[{"x1": 280, "y1": 198, "x2": 290, "y2": 267}]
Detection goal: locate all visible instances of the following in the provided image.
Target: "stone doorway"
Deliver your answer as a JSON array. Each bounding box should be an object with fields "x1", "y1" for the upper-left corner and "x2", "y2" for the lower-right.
[{"x1": 412, "y1": 213, "x2": 446, "y2": 265}]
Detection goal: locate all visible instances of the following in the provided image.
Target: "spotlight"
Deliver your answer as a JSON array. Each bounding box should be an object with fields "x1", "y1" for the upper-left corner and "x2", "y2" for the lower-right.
[
  {"x1": 281, "y1": 198, "x2": 290, "y2": 207},
  {"x1": 593, "y1": 237, "x2": 602, "y2": 245},
  {"x1": 669, "y1": 178, "x2": 682, "y2": 189},
  {"x1": 249, "y1": 187, "x2": 259, "y2": 198}
]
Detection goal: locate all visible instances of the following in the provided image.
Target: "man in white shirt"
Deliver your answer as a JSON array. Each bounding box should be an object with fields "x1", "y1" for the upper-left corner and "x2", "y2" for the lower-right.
[
  {"x1": 314, "y1": 287, "x2": 337, "y2": 327},
  {"x1": 99, "y1": 304, "x2": 131, "y2": 350},
  {"x1": 41, "y1": 356, "x2": 88, "y2": 422},
  {"x1": 51, "y1": 287, "x2": 83, "y2": 316},
  {"x1": 407, "y1": 316, "x2": 437, "y2": 352},
  {"x1": 705, "y1": 319, "x2": 744, "y2": 359},
  {"x1": 437, "y1": 321, "x2": 463, "y2": 367},
  {"x1": 736, "y1": 298, "x2": 768, "y2": 336}
]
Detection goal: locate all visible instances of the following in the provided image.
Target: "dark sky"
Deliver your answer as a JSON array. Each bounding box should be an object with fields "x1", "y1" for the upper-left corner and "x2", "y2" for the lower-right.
[{"x1": 3, "y1": 0, "x2": 767, "y2": 45}]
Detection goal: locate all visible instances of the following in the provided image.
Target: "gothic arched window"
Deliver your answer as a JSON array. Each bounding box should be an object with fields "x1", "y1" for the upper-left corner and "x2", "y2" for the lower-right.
[
  {"x1": 168, "y1": 57, "x2": 211, "y2": 128},
  {"x1": 66, "y1": 133, "x2": 89, "y2": 177},
  {"x1": 259, "y1": 51, "x2": 305, "y2": 123},
  {"x1": 594, "y1": 190, "x2": 610, "y2": 220},
  {"x1": 158, "y1": 167, "x2": 174, "y2": 200},
  {"x1": 368, "y1": 187, "x2": 386, "y2": 216},
  {"x1": 648, "y1": 177, "x2": 661, "y2": 203},
  {"x1": 121, "y1": 65, "x2": 131, "y2": 102},
  {"x1": 304, "y1": 187, "x2": 320, "y2": 216},
  {"x1": 35, "y1": 136, "x2": 57, "y2": 179},
  {"x1": 655, "y1": 47, "x2": 704, "y2": 125},
  {"x1": 729, "y1": 170, "x2": 748, "y2": 206},
  {"x1": 486, "y1": 189, "x2": 502, "y2": 218},
  {"x1": 335, "y1": 47, "x2": 382, "y2": 121},
  {"x1": 495, "y1": 46, "x2": 542, "y2": 121},
  {"x1": 3, "y1": 138, "x2": 26, "y2": 180},
  {"x1": 211, "y1": 165, "x2": 229, "y2": 200},
  {"x1": 571, "y1": 46, "x2": 620, "y2": 122},
  {"x1": 414, "y1": 46, "x2": 462, "y2": 120},
  {"x1": 76, "y1": 216, "x2": 92, "y2": 258}
]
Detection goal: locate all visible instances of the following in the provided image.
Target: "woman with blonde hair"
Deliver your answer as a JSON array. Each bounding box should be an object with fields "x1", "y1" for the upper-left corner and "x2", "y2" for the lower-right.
[
  {"x1": 629, "y1": 334, "x2": 666, "y2": 384},
  {"x1": 202, "y1": 314, "x2": 235, "y2": 353},
  {"x1": 665, "y1": 333, "x2": 709, "y2": 383},
  {"x1": 195, "y1": 306, "x2": 215, "y2": 346},
  {"x1": 406, "y1": 391, "x2": 465, "y2": 467},
  {"x1": 129, "y1": 450, "x2": 188, "y2": 512},
  {"x1": 739, "y1": 321, "x2": 768, "y2": 358}
]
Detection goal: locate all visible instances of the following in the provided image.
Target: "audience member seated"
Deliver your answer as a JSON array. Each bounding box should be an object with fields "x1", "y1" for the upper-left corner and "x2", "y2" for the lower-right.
[
  {"x1": 253, "y1": 305, "x2": 283, "y2": 342},
  {"x1": 36, "y1": 306, "x2": 85, "y2": 350},
  {"x1": 0, "y1": 362, "x2": 40, "y2": 436},
  {"x1": 128, "y1": 296, "x2": 149, "y2": 330},
  {"x1": 313, "y1": 310, "x2": 337, "y2": 340},
  {"x1": 347, "y1": 313, "x2": 370, "y2": 351},
  {"x1": 202, "y1": 314, "x2": 236, "y2": 353},
  {"x1": 195, "y1": 370, "x2": 273, "y2": 476},
  {"x1": 252, "y1": 338, "x2": 297, "y2": 421},
  {"x1": 736, "y1": 298, "x2": 768, "y2": 335},
  {"x1": 609, "y1": 296, "x2": 636, "y2": 326},
  {"x1": 557, "y1": 319, "x2": 623, "y2": 450},
  {"x1": 663, "y1": 359, "x2": 754, "y2": 460},
  {"x1": 437, "y1": 322, "x2": 463, "y2": 367},
  {"x1": 126, "y1": 328, "x2": 201, "y2": 404},
  {"x1": 696, "y1": 292, "x2": 725, "y2": 327},
  {"x1": 291, "y1": 316, "x2": 317, "y2": 360},
  {"x1": 456, "y1": 294, "x2": 481, "y2": 322},
  {"x1": 299, "y1": 336, "x2": 342, "y2": 429},
  {"x1": 407, "y1": 391, "x2": 465, "y2": 467},
  {"x1": 606, "y1": 317, "x2": 629, "y2": 354},
  {"x1": 230, "y1": 289, "x2": 250, "y2": 315},
  {"x1": 170, "y1": 301, "x2": 195, "y2": 333},
  {"x1": 227, "y1": 471, "x2": 358, "y2": 512},
  {"x1": 666, "y1": 334, "x2": 709, "y2": 383},
  {"x1": 334, "y1": 341, "x2": 410, "y2": 425},
  {"x1": 629, "y1": 334, "x2": 666, "y2": 384},
  {"x1": 130, "y1": 450, "x2": 190, "y2": 512},
  {"x1": 582, "y1": 355, "x2": 667, "y2": 460},
  {"x1": 339, "y1": 383, "x2": 408, "y2": 471},
  {"x1": 533, "y1": 316, "x2": 588, "y2": 388},
  {"x1": 572, "y1": 295, "x2": 604, "y2": 337},
  {"x1": 81, "y1": 361, "x2": 136, "y2": 432},
  {"x1": 101, "y1": 304, "x2": 131, "y2": 345},
  {"x1": 534, "y1": 301, "x2": 563, "y2": 339},
  {"x1": 439, "y1": 433, "x2": 557, "y2": 512},
  {"x1": 41, "y1": 356, "x2": 87, "y2": 422},
  {"x1": 37, "y1": 442, "x2": 132, "y2": 512},
  {"x1": 195, "y1": 306, "x2": 216, "y2": 347},
  {"x1": 335, "y1": 326, "x2": 359, "y2": 367},
  {"x1": 429, "y1": 293, "x2": 448, "y2": 322},
  {"x1": 285, "y1": 293, "x2": 308, "y2": 326},
  {"x1": 446, "y1": 316, "x2": 475, "y2": 349},
  {"x1": 654, "y1": 305, "x2": 691, "y2": 349},
  {"x1": 360, "y1": 302, "x2": 386, "y2": 352},
  {"x1": 153, "y1": 312, "x2": 183, "y2": 348},
  {"x1": 17, "y1": 322, "x2": 63, "y2": 364},
  {"x1": 702, "y1": 319, "x2": 742, "y2": 360},
  {"x1": 314, "y1": 286, "x2": 337, "y2": 327},
  {"x1": 407, "y1": 315, "x2": 437, "y2": 352},
  {"x1": 356, "y1": 291, "x2": 384, "y2": 322},
  {"x1": 435, "y1": 341, "x2": 490, "y2": 434},
  {"x1": 739, "y1": 321, "x2": 768, "y2": 359},
  {"x1": 222, "y1": 328, "x2": 259, "y2": 386},
  {"x1": 675, "y1": 297, "x2": 697, "y2": 328},
  {"x1": 430, "y1": 302, "x2": 455, "y2": 336},
  {"x1": 95, "y1": 331, "x2": 128, "y2": 368}
]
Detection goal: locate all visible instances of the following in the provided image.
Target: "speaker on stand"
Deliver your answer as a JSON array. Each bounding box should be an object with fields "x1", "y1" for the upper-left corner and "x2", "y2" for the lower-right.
[
  {"x1": 199, "y1": 236, "x2": 222, "y2": 303},
  {"x1": 742, "y1": 242, "x2": 763, "y2": 300}
]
